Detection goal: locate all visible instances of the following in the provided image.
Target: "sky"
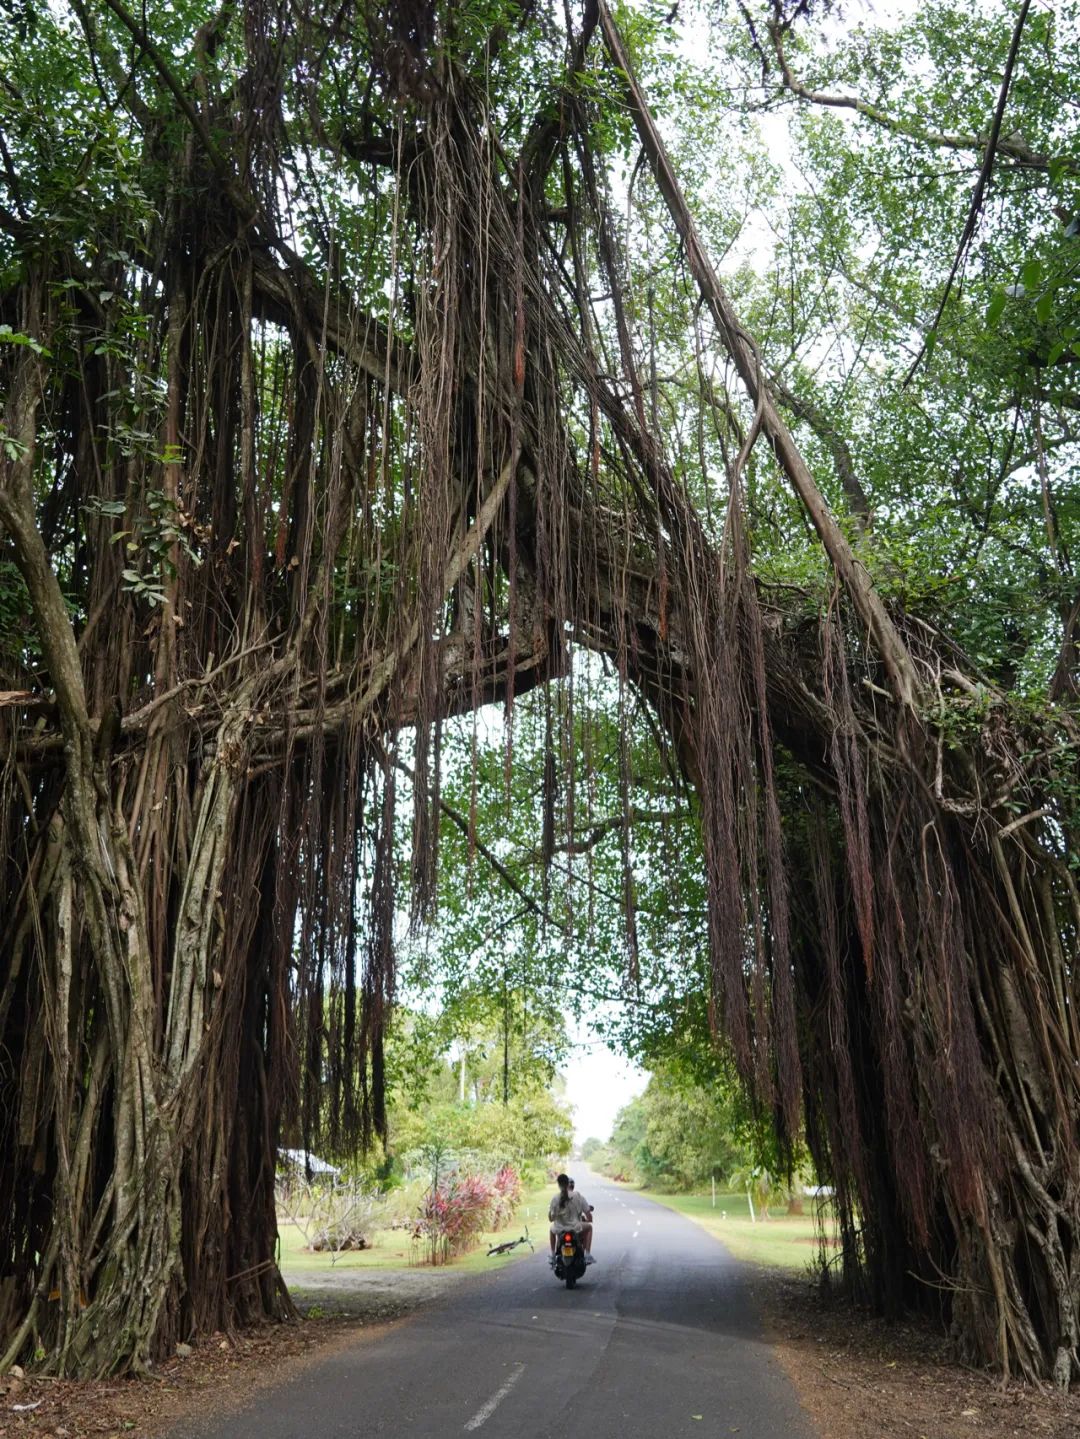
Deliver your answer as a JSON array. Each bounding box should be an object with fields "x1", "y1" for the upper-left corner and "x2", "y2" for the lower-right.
[{"x1": 562, "y1": 1020, "x2": 648, "y2": 1144}]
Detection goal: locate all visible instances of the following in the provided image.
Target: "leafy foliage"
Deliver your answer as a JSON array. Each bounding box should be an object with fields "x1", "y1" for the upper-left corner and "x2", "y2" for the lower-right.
[{"x1": 0, "y1": 0, "x2": 1077, "y2": 1388}]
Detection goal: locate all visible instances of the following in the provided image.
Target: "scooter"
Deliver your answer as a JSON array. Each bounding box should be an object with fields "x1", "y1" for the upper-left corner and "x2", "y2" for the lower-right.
[{"x1": 553, "y1": 1227, "x2": 586, "y2": 1288}]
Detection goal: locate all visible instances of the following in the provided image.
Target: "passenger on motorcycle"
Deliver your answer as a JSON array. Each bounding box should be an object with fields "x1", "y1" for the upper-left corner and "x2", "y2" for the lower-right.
[
  {"x1": 569, "y1": 1177, "x2": 593, "y2": 1221},
  {"x1": 548, "y1": 1172, "x2": 595, "y2": 1265}
]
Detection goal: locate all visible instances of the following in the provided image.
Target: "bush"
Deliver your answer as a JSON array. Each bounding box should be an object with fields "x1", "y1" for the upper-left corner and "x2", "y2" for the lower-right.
[
  {"x1": 278, "y1": 1181, "x2": 387, "y2": 1262},
  {"x1": 490, "y1": 1164, "x2": 522, "y2": 1228},
  {"x1": 418, "y1": 1173, "x2": 493, "y2": 1265},
  {"x1": 413, "y1": 1163, "x2": 523, "y2": 1265},
  {"x1": 321, "y1": 1189, "x2": 385, "y2": 1259},
  {"x1": 309, "y1": 1218, "x2": 372, "y2": 1252}
]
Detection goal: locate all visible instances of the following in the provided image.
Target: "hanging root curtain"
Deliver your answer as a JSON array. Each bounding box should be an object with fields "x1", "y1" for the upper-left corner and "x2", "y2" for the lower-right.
[{"x1": 0, "y1": 0, "x2": 1076, "y2": 1385}]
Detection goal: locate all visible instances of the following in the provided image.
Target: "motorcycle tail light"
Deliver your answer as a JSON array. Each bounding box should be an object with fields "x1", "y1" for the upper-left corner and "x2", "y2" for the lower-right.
[{"x1": 564, "y1": 1232, "x2": 573, "y2": 1242}]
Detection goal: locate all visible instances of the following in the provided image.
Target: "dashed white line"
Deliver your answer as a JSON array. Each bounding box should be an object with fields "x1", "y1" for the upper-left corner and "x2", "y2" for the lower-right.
[{"x1": 464, "y1": 1363, "x2": 525, "y2": 1431}]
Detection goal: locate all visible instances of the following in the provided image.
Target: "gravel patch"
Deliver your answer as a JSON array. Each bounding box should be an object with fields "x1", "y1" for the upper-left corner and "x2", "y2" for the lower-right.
[{"x1": 284, "y1": 1264, "x2": 467, "y2": 1320}]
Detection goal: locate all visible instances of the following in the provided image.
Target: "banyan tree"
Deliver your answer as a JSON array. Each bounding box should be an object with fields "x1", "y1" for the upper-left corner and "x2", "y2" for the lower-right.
[{"x1": 1, "y1": 0, "x2": 1077, "y2": 1387}]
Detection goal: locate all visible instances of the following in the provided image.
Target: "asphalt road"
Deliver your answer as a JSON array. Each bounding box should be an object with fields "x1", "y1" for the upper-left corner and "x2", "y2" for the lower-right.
[{"x1": 173, "y1": 1171, "x2": 813, "y2": 1439}]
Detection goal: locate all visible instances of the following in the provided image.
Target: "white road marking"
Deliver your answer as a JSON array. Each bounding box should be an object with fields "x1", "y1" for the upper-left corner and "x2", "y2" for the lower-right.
[{"x1": 464, "y1": 1363, "x2": 525, "y2": 1431}]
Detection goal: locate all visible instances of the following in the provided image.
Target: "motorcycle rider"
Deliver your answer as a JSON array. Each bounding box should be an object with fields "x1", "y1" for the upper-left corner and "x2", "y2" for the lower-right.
[{"x1": 548, "y1": 1172, "x2": 595, "y2": 1266}]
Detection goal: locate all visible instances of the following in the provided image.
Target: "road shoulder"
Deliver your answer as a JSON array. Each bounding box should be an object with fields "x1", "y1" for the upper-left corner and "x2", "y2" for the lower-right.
[{"x1": 629, "y1": 1187, "x2": 1079, "y2": 1439}]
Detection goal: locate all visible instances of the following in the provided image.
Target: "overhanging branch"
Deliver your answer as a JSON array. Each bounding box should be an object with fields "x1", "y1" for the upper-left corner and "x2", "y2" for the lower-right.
[
  {"x1": 766, "y1": 16, "x2": 1075, "y2": 180},
  {"x1": 595, "y1": 0, "x2": 919, "y2": 708}
]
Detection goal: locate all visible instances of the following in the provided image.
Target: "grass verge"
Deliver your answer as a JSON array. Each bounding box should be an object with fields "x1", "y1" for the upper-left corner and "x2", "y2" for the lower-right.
[
  {"x1": 636, "y1": 1189, "x2": 837, "y2": 1271},
  {"x1": 278, "y1": 1184, "x2": 550, "y2": 1276}
]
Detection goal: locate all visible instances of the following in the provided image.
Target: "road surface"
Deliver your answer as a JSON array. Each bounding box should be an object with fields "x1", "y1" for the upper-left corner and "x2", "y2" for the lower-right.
[{"x1": 172, "y1": 1171, "x2": 813, "y2": 1438}]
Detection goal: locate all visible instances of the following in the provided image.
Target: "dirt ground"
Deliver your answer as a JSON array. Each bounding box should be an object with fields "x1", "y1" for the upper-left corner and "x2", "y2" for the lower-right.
[
  {"x1": 0, "y1": 1320, "x2": 372, "y2": 1439},
  {"x1": 753, "y1": 1268, "x2": 1080, "y2": 1439},
  {"x1": 4, "y1": 1264, "x2": 1079, "y2": 1438}
]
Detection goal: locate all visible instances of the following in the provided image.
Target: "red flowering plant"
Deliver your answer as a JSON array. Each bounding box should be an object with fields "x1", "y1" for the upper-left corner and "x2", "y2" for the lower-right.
[
  {"x1": 489, "y1": 1165, "x2": 522, "y2": 1228},
  {"x1": 412, "y1": 1159, "x2": 524, "y2": 1266},
  {"x1": 418, "y1": 1171, "x2": 495, "y2": 1266}
]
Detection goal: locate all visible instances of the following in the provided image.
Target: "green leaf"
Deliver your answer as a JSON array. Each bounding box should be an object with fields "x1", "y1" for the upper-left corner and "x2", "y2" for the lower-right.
[
  {"x1": 1021, "y1": 259, "x2": 1043, "y2": 291},
  {"x1": 1036, "y1": 291, "x2": 1054, "y2": 326},
  {"x1": 985, "y1": 290, "x2": 1007, "y2": 328}
]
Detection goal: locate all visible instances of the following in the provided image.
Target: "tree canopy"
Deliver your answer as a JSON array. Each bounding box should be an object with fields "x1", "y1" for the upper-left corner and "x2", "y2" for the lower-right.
[{"x1": 0, "y1": 0, "x2": 1077, "y2": 1389}]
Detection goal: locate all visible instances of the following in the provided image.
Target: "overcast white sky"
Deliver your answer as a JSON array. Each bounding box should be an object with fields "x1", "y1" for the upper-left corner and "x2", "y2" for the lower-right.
[{"x1": 562, "y1": 1020, "x2": 648, "y2": 1144}]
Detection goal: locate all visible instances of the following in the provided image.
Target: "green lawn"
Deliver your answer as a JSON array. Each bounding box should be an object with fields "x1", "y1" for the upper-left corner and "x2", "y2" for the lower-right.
[
  {"x1": 637, "y1": 1189, "x2": 838, "y2": 1271},
  {"x1": 278, "y1": 1184, "x2": 550, "y2": 1276},
  {"x1": 444, "y1": 1185, "x2": 550, "y2": 1273}
]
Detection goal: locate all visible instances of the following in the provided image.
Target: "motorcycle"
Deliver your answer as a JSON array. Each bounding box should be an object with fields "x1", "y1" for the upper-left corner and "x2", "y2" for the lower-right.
[{"x1": 553, "y1": 1226, "x2": 586, "y2": 1288}]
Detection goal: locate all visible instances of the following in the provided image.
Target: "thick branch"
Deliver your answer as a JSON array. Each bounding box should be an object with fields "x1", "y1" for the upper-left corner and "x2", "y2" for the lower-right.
[
  {"x1": 352, "y1": 457, "x2": 518, "y2": 720},
  {"x1": 92, "y1": 0, "x2": 249, "y2": 213},
  {"x1": 597, "y1": 1, "x2": 919, "y2": 707},
  {"x1": 0, "y1": 278, "x2": 92, "y2": 754}
]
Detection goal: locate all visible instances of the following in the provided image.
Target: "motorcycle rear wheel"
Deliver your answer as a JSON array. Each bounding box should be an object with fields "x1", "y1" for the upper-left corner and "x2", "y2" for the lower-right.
[{"x1": 566, "y1": 1275, "x2": 576, "y2": 1288}]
